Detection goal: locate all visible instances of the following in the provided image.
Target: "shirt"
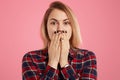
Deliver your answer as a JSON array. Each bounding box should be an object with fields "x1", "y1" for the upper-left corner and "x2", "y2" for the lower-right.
[{"x1": 22, "y1": 47, "x2": 97, "y2": 80}]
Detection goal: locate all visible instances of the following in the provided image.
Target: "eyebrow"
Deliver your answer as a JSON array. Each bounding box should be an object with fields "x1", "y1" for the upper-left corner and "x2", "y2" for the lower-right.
[{"x1": 49, "y1": 18, "x2": 69, "y2": 21}]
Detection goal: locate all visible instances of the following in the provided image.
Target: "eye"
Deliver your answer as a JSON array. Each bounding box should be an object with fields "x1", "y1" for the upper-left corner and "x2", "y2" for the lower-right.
[
  {"x1": 50, "y1": 21, "x2": 57, "y2": 25},
  {"x1": 63, "y1": 21, "x2": 70, "y2": 25}
]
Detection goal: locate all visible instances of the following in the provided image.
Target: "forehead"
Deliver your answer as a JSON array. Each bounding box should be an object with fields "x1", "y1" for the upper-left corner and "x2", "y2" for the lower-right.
[{"x1": 48, "y1": 9, "x2": 68, "y2": 21}]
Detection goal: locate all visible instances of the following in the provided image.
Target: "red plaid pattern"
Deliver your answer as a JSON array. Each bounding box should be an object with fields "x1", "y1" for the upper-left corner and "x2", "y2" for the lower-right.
[{"x1": 22, "y1": 48, "x2": 97, "y2": 80}]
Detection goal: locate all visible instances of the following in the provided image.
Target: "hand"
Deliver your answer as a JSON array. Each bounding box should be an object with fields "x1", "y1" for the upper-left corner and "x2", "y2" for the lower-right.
[
  {"x1": 48, "y1": 32, "x2": 61, "y2": 69},
  {"x1": 59, "y1": 32, "x2": 70, "y2": 67}
]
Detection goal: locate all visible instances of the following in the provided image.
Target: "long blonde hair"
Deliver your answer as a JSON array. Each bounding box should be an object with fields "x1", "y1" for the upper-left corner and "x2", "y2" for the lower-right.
[{"x1": 40, "y1": 1, "x2": 82, "y2": 49}]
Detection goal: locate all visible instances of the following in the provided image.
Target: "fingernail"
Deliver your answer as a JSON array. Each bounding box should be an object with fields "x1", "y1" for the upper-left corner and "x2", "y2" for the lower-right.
[
  {"x1": 54, "y1": 31, "x2": 56, "y2": 34},
  {"x1": 65, "y1": 31, "x2": 67, "y2": 33},
  {"x1": 57, "y1": 30, "x2": 59, "y2": 33},
  {"x1": 62, "y1": 30, "x2": 64, "y2": 33}
]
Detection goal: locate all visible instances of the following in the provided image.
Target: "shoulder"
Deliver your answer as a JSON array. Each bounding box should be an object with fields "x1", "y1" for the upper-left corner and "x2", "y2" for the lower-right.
[
  {"x1": 72, "y1": 47, "x2": 96, "y2": 59},
  {"x1": 22, "y1": 48, "x2": 48, "y2": 61},
  {"x1": 23, "y1": 49, "x2": 40, "y2": 57},
  {"x1": 73, "y1": 48, "x2": 97, "y2": 66}
]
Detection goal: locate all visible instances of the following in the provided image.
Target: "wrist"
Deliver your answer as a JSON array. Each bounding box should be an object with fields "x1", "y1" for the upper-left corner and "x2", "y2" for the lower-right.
[
  {"x1": 63, "y1": 64, "x2": 69, "y2": 68},
  {"x1": 48, "y1": 61, "x2": 58, "y2": 69},
  {"x1": 60, "y1": 61, "x2": 69, "y2": 68}
]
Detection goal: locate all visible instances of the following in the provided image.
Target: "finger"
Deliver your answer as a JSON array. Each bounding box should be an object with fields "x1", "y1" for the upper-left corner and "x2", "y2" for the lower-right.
[
  {"x1": 55, "y1": 32, "x2": 61, "y2": 48},
  {"x1": 61, "y1": 31, "x2": 68, "y2": 45},
  {"x1": 48, "y1": 42, "x2": 50, "y2": 48},
  {"x1": 54, "y1": 32, "x2": 59, "y2": 43},
  {"x1": 50, "y1": 32, "x2": 56, "y2": 46},
  {"x1": 64, "y1": 31, "x2": 68, "y2": 40},
  {"x1": 60, "y1": 33, "x2": 64, "y2": 48},
  {"x1": 58, "y1": 44, "x2": 60, "y2": 52},
  {"x1": 61, "y1": 32, "x2": 65, "y2": 41},
  {"x1": 51, "y1": 32, "x2": 60, "y2": 49}
]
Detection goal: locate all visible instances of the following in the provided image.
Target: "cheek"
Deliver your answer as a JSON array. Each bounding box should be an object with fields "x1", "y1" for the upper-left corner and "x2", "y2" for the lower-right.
[
  {"x1": 47, "y1": 26, "x2": 57, "y2": 39},
  {"x1": 66, "y1": 26, "x2": 72, "y2": 39}
]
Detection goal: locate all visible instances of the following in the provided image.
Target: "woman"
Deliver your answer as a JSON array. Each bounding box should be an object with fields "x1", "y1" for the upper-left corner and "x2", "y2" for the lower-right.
[{"x1": 22, "y1": 1, "x2": 97, "y2": 80}]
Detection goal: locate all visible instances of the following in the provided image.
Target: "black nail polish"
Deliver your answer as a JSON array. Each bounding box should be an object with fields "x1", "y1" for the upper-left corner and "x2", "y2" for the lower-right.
[
  {"x1": 57, "y1": 30, "x2": 59, "y2": 33},
  {"x1": 62, "y1": 30, "x2": 64, "y2": 33},
  {"x1": 54, "y1": 31, "x2": 56, "y2": 34},
  {"x1": 65, "y1": 31, "x2": 67, "y2": 33}
]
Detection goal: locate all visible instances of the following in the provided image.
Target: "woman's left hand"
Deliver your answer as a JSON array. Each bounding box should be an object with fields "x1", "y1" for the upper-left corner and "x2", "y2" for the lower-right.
[{"x1": 59, "y1": 31, "x2": 70, "y2": 68}]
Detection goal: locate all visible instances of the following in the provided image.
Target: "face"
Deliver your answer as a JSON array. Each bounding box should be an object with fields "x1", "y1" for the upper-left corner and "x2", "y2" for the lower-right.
[{"x1": 47, "y1": 9, "x2": 72, "y2": 40}]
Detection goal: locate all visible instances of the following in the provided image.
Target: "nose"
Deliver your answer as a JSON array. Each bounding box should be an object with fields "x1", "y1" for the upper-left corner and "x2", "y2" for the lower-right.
[
  {"x1": 56, "y1": 23, "x2": 67, "y2": 33},
  {"x1": 57, "y1": 23, "x2": 63, "y2": 31}
]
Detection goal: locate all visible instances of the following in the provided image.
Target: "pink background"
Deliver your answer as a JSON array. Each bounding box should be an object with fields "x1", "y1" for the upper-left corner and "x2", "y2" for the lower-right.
[{"x1": 0, "y1": 0, "x2": 120, "y2": 80}]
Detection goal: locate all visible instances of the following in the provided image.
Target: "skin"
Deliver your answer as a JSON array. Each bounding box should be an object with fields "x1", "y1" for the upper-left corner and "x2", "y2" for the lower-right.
[{"x1": 47, "y1": 9, "x2": 72, "y2": 69}]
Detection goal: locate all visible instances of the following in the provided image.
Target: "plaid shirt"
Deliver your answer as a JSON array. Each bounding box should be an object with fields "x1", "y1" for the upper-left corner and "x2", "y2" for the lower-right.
[{"x1": 22, "y1": 47, "x2": 97, "y2": 80}]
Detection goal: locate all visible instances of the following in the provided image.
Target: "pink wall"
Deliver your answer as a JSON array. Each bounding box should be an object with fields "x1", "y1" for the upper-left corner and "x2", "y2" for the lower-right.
[{"x1": 0, "y1": 0, "x2": 120, "y2": 80}]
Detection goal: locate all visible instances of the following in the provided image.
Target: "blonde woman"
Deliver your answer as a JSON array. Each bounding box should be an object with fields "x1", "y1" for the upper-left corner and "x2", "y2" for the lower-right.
[{"x1": 22, "y1": 1, "x2": 97, "y2": 80}]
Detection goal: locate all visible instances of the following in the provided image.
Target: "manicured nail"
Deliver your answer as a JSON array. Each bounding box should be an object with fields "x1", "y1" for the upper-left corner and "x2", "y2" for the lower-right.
[
  {"x1": 54, "y1": 31, "x2": 56, "y2": 34},
  {"x1": 65, "y1": 31, "x2": 67, "y2": 33},
  {"x1": 62, "y1": 30, "x2": 64, "y2": 33},
  {"x1": 57, "y1": 30, "x2": 59, "y2": 33}
]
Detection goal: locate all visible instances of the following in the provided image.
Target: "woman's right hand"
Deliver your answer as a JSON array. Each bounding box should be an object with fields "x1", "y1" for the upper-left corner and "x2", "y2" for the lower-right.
[{"x1": 48, "y1": 32, "x2": 61, "y2": 69}]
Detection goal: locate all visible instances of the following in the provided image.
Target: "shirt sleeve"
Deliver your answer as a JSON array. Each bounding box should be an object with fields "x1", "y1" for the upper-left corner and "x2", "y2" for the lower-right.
[
  {"x1": 61, "y1": 65, "x2": 79, "y2": 80},
  {"x1": 81, "y1": 51, "x2": 97, "y2": 80},
  {"x1": 60, "y1": 51, "x2": 97, "y2": 80},
  {"x1": 22, "y1": 53, "x2": 58, "y2": 80}
]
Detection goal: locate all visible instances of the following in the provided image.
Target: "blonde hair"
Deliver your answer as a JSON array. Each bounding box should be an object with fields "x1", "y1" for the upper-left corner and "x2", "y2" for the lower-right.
[{"x1": 40, "y1": 1, "x2": 82, "y2": 49}]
